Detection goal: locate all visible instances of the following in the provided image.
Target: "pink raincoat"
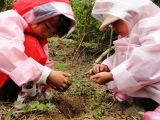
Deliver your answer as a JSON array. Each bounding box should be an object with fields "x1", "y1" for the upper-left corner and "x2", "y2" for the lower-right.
[
  {"x1": 0, "y1": 0, "x2": 76, "y2": 87},
  {"x1": 92, "y1": 0, "x2": 160, "y2": 104}
]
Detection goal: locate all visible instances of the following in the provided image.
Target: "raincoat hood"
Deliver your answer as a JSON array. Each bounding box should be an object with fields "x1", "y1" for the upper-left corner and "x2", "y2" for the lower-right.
[
  {"x1": 92, "y1": 0, "x2": 160, "y2": 31},
  {"x1": 13, "y1": 0, "x2": 76, "y2": 27}
]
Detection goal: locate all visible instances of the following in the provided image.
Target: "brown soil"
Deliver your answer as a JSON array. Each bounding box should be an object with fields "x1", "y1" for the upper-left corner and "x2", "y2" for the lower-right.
[{"x1": 0, "y1": 38, "x2": 145, "y2": 120}]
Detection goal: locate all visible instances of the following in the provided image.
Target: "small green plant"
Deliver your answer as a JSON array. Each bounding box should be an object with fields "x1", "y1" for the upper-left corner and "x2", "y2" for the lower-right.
[
  {"x1": 23, "y1": 101, "x2": 55, "y2": 112},
  {"x1": 5, "y1": 109, "x2": 14, "y2": 120},
  {"x1": 91, "y1": 105, "x2": 109, "y2": 120},
  {"x1": 14, "y1": 100, "x2": 55, "y2": 112},
  {"x1": 63, "y1": 40, "x2": 71, "y2": 47},
  {"x1": 137, "y1": 115, "x2": 143, "y2": 120}
]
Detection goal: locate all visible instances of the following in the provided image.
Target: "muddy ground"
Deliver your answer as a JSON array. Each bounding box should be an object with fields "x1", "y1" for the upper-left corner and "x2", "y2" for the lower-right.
[{"x1": 0, "y1": 38, "x2": 145, "y2": 120}]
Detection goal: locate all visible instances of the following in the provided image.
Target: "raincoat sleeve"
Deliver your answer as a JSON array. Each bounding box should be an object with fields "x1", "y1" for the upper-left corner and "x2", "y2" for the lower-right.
[
  {"x1": 101, "y1": 55, "x2": 115, "y2": 70},
  {"x1": 0, "y1": 10, "x2": 44, "y2": 86},
  {"x1": 43, "y1": 44, "x2": 54, "y2": 69},
  {"x1": 109, "y1": 18, "x2": 160, "y2": 94}
]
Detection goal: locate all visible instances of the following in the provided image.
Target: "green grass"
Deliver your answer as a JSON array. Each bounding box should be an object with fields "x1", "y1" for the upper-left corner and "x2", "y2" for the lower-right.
[{"x1": 53, "y1": 62, "x2": 70, "y2": 71}]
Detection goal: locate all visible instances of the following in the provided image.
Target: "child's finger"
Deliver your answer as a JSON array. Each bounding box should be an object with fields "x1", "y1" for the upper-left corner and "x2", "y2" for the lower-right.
[
  {"x1": 92, "y1": 79, "x2": 98, "y2": 83},
  {"x1": 59, "y1": 86, "x2": 64, "y2": 91},
  {"x1": 61, "y1": 72, "x2": 71, "y2": 77},
  {"x1": 56, "y1": 88, "x2": 65, "y2": 92},
  {"x1": 51, "y1": 85, "x2": 57, "y2": 90},
  {"x1": 61, "y1": 83, "x2": 69, "y2": 88},
  {"x1": 66, "y1": 80, "x2": 72, "y2": 85},
  {"x1": 47, "y1": 81, "x2": 57, "y2": 89},
  {"x1": 95, "y1": 66, "x2": 100, "y2": 73},
  {"x1": 85, "y1": 71, "x2": 89, "y2": 74},
  {"x1": 90, "y1": 74, "x2": 99, "y2": 79},
  {"x1": 85, "y1": 70, "x2": 92, "y2": 75},
  {"x1": 100, "y1": 66, "x2": 104, "y2": 72}
]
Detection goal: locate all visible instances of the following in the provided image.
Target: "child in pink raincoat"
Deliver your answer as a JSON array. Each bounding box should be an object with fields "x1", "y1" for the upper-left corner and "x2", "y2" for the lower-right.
[
  {"x1": 0, "y1": 0, "x2": 76, "y2": 108},
  {"x1": 85, "y1": 0, "x2": 160, "y2": 119}
]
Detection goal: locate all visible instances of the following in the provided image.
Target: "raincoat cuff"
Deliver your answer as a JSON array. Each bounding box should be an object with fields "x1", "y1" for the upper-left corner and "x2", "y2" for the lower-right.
[
  {"x1": 10, "y1": 58, "x2": 43, "y2": 86},
  {"x1": 102, "y1": 59, "x2": 113, "y2": 70},
  {"x1": 110, "y1": 63, "x2": 141, "y2": 94},
  {"x1": 36, "y1": 66, "x2": 52, "y2": 84}
]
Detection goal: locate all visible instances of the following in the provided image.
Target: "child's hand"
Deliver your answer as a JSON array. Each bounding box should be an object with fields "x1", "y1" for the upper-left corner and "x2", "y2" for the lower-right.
[
  {"x1": 85, "y1": 64, "x2": 109, "y2": 75},
  {"x1": 46, "y1": 71, "x2": 72, "y2": 92},
  {"x1": 90, "y1": 72, "x2": 113, "y2": 85}
]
